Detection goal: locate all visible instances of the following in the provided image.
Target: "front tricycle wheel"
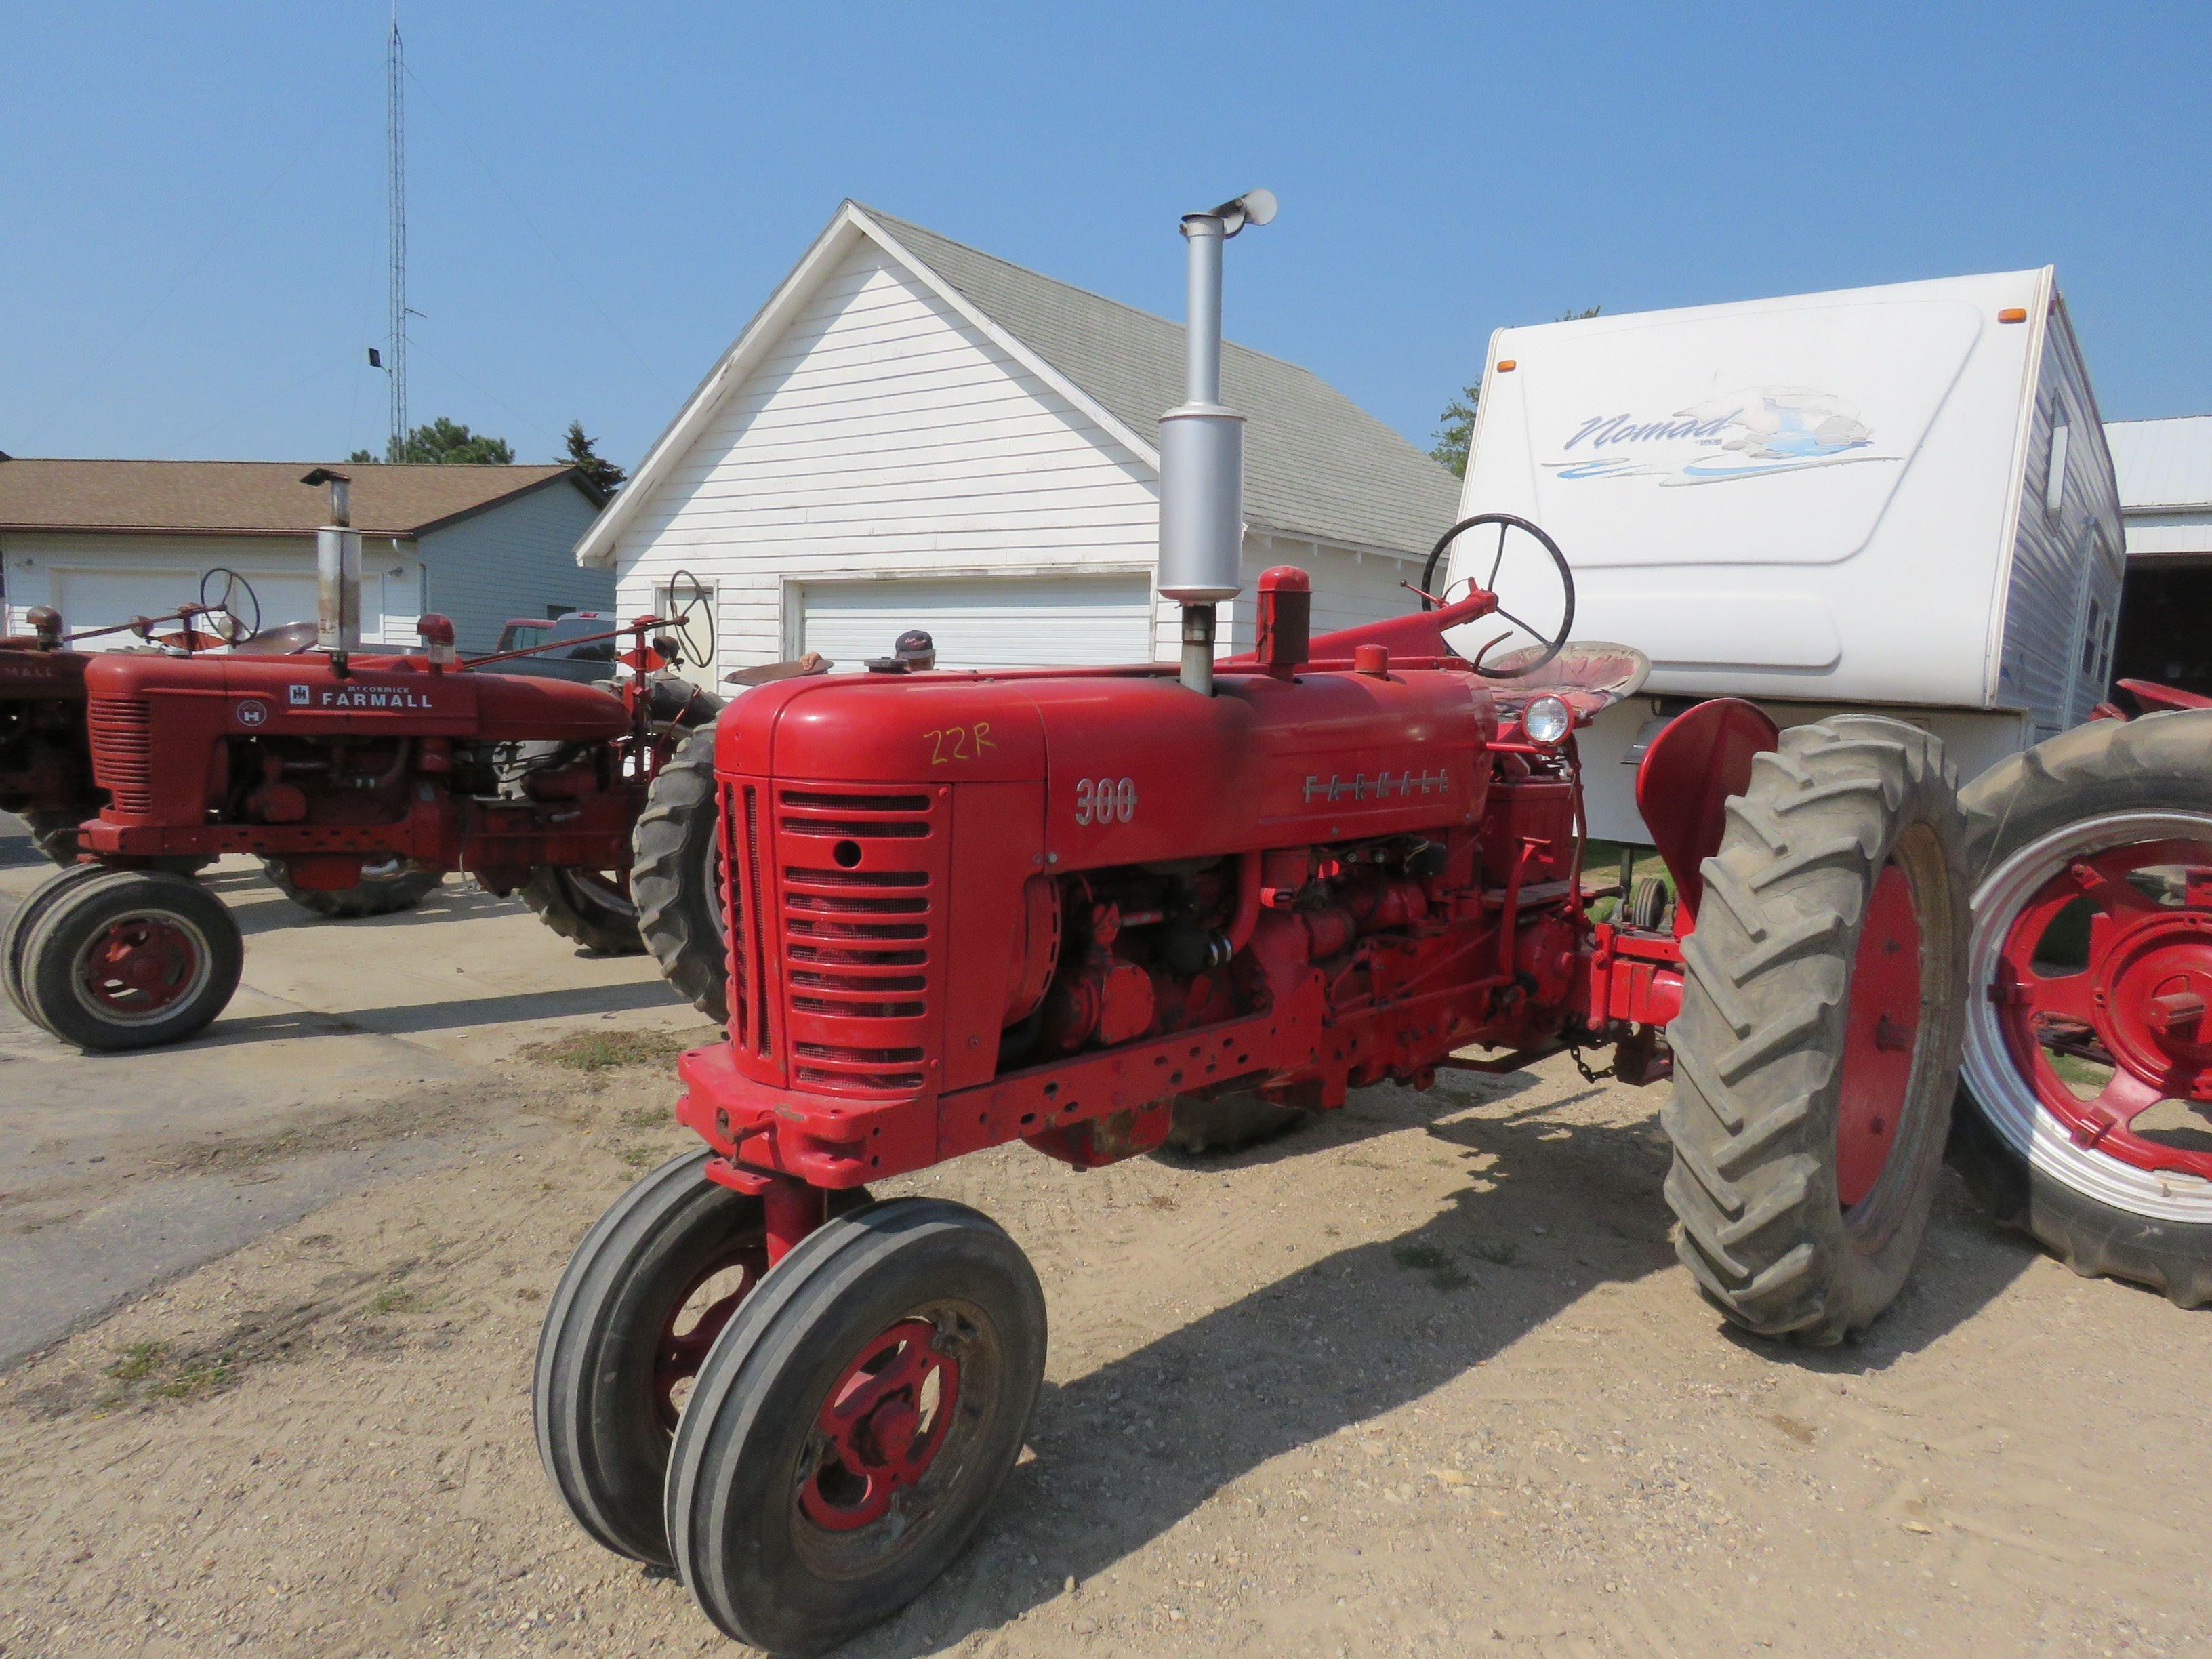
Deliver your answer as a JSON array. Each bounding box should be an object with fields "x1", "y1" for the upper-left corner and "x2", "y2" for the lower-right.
[
  {"x1": 535, "y1": 1152, "x2": 872, "y2": 1565},
  {"x1": 1662, "y1": 715, "x2": 1969, "y2": 1344},
  {"x1": 665, "y1": 1198, "x2": 1046, "y2": 1656}
]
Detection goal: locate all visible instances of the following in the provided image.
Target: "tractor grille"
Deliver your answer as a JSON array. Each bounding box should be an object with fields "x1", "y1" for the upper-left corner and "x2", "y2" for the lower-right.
[
  {"x1": 87, "y1": 698, "x2": 153, "y2": 815},
  {"x1": 718, "y1": 781, "x2": 944, "y2": 1096}
]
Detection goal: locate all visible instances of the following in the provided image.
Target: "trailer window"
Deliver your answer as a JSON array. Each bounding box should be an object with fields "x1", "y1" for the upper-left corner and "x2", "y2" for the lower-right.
[{"x1": 2044, "y1": 400, "x2": 2070, "y2": 520}]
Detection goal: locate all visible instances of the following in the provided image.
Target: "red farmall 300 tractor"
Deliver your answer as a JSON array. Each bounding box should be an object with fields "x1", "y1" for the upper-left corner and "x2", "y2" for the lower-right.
[
  {"x1": 1, "y1": 471, "x2": 722, "y2": 1051},
  {"x1": 534, "y1": 195, "x2": 1977, "y2": 1655}
]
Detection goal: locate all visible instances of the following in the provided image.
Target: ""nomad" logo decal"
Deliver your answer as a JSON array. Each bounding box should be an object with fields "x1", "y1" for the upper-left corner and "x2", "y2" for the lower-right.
[{"x1": 1547, "y1": 387, "x2": 1893, "y2": 487}]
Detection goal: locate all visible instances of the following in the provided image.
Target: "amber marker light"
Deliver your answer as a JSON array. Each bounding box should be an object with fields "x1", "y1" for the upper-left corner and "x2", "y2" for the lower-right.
[
  {"x1": 1496, "y1": 359, "x2": 1518, "y2": 371},
  {"x1": 1997, "y1": 307, "x2": 2028, "y2": 323}
]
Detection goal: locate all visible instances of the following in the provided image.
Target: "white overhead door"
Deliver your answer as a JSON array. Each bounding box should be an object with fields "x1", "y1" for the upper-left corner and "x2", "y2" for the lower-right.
[{"x1": 799, "y1": 575, "x2": 1153, "y2": 672}]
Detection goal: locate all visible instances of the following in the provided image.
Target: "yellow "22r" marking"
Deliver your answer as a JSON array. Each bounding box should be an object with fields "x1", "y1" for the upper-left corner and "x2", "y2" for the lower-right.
[{"x1": 924, "y1": 723, "x2": 995, "y2": 765}]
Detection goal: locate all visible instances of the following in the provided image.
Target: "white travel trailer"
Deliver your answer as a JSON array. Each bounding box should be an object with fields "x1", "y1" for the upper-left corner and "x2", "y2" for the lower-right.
[{"x1": 1445, "y1": 268, "x2": 2125, "y2": 842}]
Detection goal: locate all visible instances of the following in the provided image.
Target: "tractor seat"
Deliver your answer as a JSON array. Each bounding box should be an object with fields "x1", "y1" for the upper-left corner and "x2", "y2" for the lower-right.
[{"x1": 1473, "y1": 640, "x2": 1650, "y2": 720}]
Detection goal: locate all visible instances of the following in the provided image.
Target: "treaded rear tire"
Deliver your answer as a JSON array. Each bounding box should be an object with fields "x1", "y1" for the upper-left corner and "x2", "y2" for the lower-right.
[
  {"x1": 262, "y1": 857, "x2": 443, "y2": 919},
  {"x1": 1948, "y1": 708, "x2": 2212, "y2": 1308},
  {"x1": 1662, "y1": 714, "x2": 1969, "y2": 1345},
  {"x1": 523, "y1": 867, "x2": 646, "y2": 956},
  {"x1": 632, "y1": 720, "x2": 728, "y2": 1022}
]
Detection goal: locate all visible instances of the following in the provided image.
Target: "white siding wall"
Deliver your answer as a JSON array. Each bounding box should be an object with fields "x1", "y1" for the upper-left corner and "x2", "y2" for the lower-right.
[
  {"x1": 1996, "y1": 321, "x2": 2128, "y2": 738},
  {"x1": 0, "y1": 531, "x2": 425, "y2": 645},
  {"x1": 416, "y1": 481, "x2": 609, "y2": 654},
  {"x1": 1234, "y1": 533, "x2": 1421, "y2": 649},
  {"x1": 611, "y1": 243, "x2": 1163, "y2": 673}
]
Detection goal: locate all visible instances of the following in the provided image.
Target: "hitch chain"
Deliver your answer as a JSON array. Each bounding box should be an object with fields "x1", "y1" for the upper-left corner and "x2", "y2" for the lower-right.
[{"x1": 1568, "y1": 1044, "x2": 1616, "y2": 1084}]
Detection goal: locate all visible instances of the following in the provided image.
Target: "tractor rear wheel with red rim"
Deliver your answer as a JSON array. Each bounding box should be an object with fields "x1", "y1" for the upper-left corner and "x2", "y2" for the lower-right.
[
  {"x1": 1664, "y1": 714, "x2": 1969, "y2": 1344},
  {"x1": 16, "y1": 867, "x2": 243, "y2": 1050},
  {"x1": 535, "y1": 1151, "x2": 871, "y2": 1565},
  {"x1": 664, "y1": 1197, "x2": 1046, "y2": 1656},
  {"x1": 1951, "y1": 710, "x2": 2212, "y2": 1307}
]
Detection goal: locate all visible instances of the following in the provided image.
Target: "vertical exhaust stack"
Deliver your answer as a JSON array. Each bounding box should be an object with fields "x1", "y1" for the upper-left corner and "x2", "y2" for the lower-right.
[
  {"x1": 1156, "y1": 189, "x2": 1275, "y2": 694},
  {"x1": 302, "y1": 467, "x2": 363, "y2": 672}
]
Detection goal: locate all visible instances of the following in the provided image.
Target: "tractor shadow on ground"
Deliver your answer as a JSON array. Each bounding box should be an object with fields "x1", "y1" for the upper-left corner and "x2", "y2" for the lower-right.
[
  {"x1": 844, "y1": 1084, "x2": 2040, "y2": 1657},
  {"x1": 224, "y1": 878, "x2": 521, "y2": 939},
  {"x1": 184, "y1": 977, "x2": 682, "y2": 1046}
]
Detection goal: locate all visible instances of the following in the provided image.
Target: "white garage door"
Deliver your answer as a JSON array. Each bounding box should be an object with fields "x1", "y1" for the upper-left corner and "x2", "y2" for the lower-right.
[
  {"x1": 800, "y1": 575, "x2": 1153, "y2": 672},
  {"x1": 52, "y1": 567, "x2": 377, "y2": 646}
]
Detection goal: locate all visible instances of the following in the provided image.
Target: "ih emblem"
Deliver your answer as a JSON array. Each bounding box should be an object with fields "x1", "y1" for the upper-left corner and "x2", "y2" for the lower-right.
[
  {"x1": 287, "y1": 684, "x2": 311, "y2": 705},
  {"x1": 1302, "y1": 768, "x2": 1448, "y2": 803},
  {"x1": 234, "y1": 699, "x2": 270, "y2": 728}
]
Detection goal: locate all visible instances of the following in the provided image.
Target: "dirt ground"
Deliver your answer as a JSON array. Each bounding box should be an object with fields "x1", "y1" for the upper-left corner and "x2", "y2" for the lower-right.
[{"x1": 2, "y1": 1033, "x2": 2206, "y2": 1659}]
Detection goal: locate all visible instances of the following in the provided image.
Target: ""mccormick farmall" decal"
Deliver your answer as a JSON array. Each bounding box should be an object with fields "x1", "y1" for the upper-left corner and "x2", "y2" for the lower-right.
[{"x1": 286, "y1": 682, "x2": 441, "y2": 711}]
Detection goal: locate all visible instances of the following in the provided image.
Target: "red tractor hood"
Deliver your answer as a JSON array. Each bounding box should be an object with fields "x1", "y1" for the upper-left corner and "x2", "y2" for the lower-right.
[
  {"x1": 81, "y1": 651, "x2": 629, "y2": 743},
  {"x1": 720, "y1": 664, "x2": 1500, "y2": 864}
]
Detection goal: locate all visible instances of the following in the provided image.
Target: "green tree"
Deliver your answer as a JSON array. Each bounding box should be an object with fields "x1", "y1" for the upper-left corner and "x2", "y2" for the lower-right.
[
  {"x1": 1429, "y1": 306, "x2": 1602, "y2": 477},
  {"x1": 349, "y1": 417, "x2": 516, "y2": 465},
  {"x1": 558, "y1": 419, "x2": 627, "y2": 494}
]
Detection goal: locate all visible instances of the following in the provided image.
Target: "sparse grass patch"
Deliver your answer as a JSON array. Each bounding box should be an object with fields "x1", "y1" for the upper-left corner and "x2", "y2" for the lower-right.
[
  {"x1": 617, "y1": 1145, "x2": 661, "y2": 1169},
  {"x1": 97, "y1": 1340, "x2": 234, "y2": 1410},
  {"x1": 1393, "y1": 1241, "x2": 1473, "y2": 1292},
  {"x1": 619, "y1": 1105, "x2": 671, "y2": 1129},
  {"x1": 1467, "y1": 1237, "x2": 1519, "y2": 1267},
  {"x1": 522, "y1": 1026, "x2": 715, "y2": 1073},
  {"x1": 371, "y1": 1286, "x2": 426, "y2": 1315}
]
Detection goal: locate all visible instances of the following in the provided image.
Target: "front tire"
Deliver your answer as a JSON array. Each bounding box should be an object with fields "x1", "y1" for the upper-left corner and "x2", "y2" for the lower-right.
[
  {"x1": 1949, "y1": 709, "x2": 2212, "y2": 1308},
  {"x1": 1662, "y1": 715, "x2": 1969, "y2": 1345},
  {"x1": 262, "y1": 857, "x2": 443, "y2": 919},
  {"x1": 665, "y1": 1199, "x2": 1046, "y2": 1656},
  {"x1": 3, "y1": 861, "x2": 112, "y2": 1021},
  {"x1": 536, "y1": 1153, "x2": 872, "y2": 1565},
  {"x1": 17, "y1": 869, "x2": 243, "y2": 1050}
]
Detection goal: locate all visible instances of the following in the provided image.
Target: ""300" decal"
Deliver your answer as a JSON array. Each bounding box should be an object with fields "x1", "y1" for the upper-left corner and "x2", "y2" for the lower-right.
[{"x1": 1073, "y1": 776, "x2": 1138, "y2": 825}]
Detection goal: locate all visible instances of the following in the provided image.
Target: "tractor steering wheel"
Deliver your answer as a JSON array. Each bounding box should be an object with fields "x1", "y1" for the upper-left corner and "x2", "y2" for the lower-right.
[
  {"x1": 1419, "y1": 512, "x2": 1576, "y2": 680},
  {"x1": 198, "y1": 567, "x2": 262, "y2": 644},
  {"x1": 660, "y1": 568, "x2": 712, "y2": 670}
]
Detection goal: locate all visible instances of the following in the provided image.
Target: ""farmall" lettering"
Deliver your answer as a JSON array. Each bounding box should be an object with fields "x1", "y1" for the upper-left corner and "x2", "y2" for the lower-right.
[
  {"x1": 291, "y1": 683, "x2": 436, "y2": 711},
  {"x1": 1301, "y1": 768, "x2": 1450, "y2": 804}
]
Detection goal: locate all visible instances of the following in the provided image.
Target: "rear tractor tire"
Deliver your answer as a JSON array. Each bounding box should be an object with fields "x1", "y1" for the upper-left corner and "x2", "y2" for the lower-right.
[
  {"x1": 1160, "y1": 1089, "x2": 1310, "y2": 1155},
  {"x1": 632, "y1": 719, "x2": 728, "y2": 1022},
  {"x1": 16, "y1": 868, "x2": 243, "y2": 1050},
  {"x1": 262, "y1": 857, "x2": 443, "y2": 919},
  {"x1": 524, "y1": 867, "x2": 647, "y2": 956},
  {"x1": 1662, "y1": 714, "x2": 1969, "y2": 1345},
  {"x1": 665, "y1": 1198, "x2": 1046, "y2": 1655},
  {"x1": 1948, "y1": 708, "x2": 2212, "y2": 1308}
]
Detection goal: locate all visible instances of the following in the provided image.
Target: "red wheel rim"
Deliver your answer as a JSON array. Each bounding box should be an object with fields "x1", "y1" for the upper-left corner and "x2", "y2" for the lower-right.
[
  {"x1": 1836, "y1": 863, "x2": 1923, "y2": 1209},
  {"x1": 798, "y1": 1317, "x2": 961, "y2": 1532},
  {"x1": 77, "y1": 914, "x2": 205, "y2": 1017},
  {"x1": 652, "y1": 1240, "x2": 768, "y2": 1432},
  {"x1": 1993, "y1": 838, "x2": 2212, "y2": 1181}
]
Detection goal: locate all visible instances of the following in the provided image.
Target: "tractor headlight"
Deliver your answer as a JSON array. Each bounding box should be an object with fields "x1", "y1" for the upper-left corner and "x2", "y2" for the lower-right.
[{"x1": 1523, "y1": 695, "x2": 1574, "y2": 745}]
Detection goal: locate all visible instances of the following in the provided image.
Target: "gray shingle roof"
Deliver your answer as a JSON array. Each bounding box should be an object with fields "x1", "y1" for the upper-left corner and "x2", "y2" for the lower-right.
[{"x1": 863, "y1": 207, "x2": 1460, "y2": 560}]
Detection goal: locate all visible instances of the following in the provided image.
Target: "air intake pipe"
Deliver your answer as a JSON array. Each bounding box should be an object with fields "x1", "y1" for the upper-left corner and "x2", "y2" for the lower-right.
[{"x1": 1157, "y1": 190, "x2": 1275, "y2": 694}]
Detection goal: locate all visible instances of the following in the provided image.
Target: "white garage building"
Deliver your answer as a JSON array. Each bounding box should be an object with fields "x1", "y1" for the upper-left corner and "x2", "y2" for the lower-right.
[
  {"x1": 0, "y1": 458, "x2": 610, "y2": 653},
  {"x1": 575, "y1": 201, "x2": 1460, "y2": 678}
]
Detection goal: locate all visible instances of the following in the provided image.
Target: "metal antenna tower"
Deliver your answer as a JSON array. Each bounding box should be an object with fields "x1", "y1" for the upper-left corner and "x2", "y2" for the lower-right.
[{"x1": 386, "y1": 5, "x2": 407, "y2": 459}]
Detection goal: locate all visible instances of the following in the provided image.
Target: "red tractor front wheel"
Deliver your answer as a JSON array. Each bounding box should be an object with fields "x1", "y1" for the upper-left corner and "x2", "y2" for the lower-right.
[
  {"x1": 14, "y1": 868, "x2": 243, "y2": 1050},
  {"x1": 664, "y1": 1199, "x2": 1046, "y2": 1656},
  {"x1": 1950, "y1": 710, "x2": 2212, "y2": 1307},
  {"x1": 536, "y1": 1155, "x2": 876, "y2": 1565},
  {"x1": 1663, "y1": 715, "x2": 1969, "y2": 1345}
]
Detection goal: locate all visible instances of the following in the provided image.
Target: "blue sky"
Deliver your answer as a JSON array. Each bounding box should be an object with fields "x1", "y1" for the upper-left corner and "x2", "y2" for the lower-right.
[{"x1": 5, "y1": 3, "x2": 2206, "y2": 468}]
